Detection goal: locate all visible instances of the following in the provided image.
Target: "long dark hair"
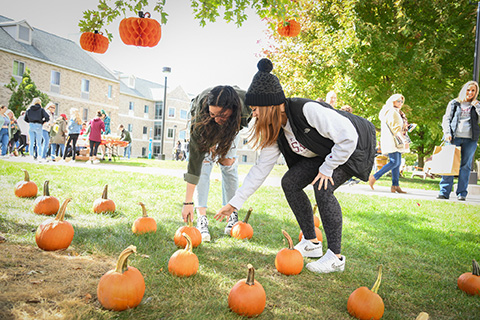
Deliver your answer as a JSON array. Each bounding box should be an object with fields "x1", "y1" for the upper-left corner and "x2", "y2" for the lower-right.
[{"x1": 193, "y1": 85, "x2": 242, "y2": 159}]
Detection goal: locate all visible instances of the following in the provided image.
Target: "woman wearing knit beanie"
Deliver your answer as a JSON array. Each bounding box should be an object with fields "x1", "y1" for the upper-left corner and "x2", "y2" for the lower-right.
[{"x1": 214, "y1": 58, "x2": 376, "y2": 274}]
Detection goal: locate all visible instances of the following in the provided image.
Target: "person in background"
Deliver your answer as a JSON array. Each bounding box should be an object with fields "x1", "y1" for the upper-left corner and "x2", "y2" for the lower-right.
[
  {"x1": 24, "y1": 98, "x2": 50, "y2": 161},
  {"x1": 62, "y1": 108, "x2": 83, "y2": 162},
  {"x1": 40, "y1": 102, "x2": 56, "y2": 162},
  {"x1": 6, "y1": 109, "x2": 20, "y2": 156},
  {"x1": 100, "y1": 109, "x2": 111, "y2": 160},
  {"x1": 437, "y1": 80, "x2": 480, "y2": 201},
  {"x1": 17, "y1": 110, "x2": 29, "y2": 156},
  {"x1": 0, "y1": 105, "x2": 9, "y2": 156},
  {"x1": 80, "y1": 122, "x2": 87, "y2": 135},
  {"x1": 182, "y1": 85, "x2": 251, "y2": 242},
  {"x1": 326, "y1": 90, "x2": 337, "y2": 108},
  {"x1": 50, "y1": 114, "x2": 67, "y2": 161},
  {"x1": 175, "y1": 140, "x2": 182, "y2": 161},
  {"x1": 215, "y1": 59, "x2": 376, "y2": 274},
  {"x1": 119, "y1": 124, "x2": 132, "y2": 159},
  {"x1": 369, "y1": 94, "x2": 410, "y2": 193},
  {"x1": 87, "y1": 110, "x2": 105, "y2": 165}
]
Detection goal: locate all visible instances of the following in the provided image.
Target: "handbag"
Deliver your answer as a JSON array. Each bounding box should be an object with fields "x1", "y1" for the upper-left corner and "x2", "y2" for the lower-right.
[
  {"x1": 429, "y1": 143, "x2": 461, "y2": 176},
  {"x1": 386, "y1": 124, "x2": 404, "y2": 148}
]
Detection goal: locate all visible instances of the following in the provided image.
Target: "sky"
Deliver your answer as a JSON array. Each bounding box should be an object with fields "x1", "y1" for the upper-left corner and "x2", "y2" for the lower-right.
[{"x1": 1, "y1": 0, "x2": 272, "y2": 96}]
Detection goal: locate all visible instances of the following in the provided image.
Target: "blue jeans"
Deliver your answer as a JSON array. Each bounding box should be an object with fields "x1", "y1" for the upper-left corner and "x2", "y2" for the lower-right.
[
  {"x1": 28, "y1": 123, "x2": 43, "y2": 159},
  {"x1": 439, "y1": 138, "x2": 478, "y2": 198},
  {"x1": 373, "y1": 152, "x2": 402, "y2": 186},
  {"x1": 0, "y1": 128, "x2": 8, "y2": 155},
  {"x1": 51, "y1": 143, "x2": 64, "y2": 159},
  {"x1": 41, "y1": 129, "x2": 50, "y2": 159},
  {"x1": 123, "y1": 143, "x2": 131, "y2": 159},
  {"x1": 194, "y1": 135, "x2": 240, "y2": 208}
]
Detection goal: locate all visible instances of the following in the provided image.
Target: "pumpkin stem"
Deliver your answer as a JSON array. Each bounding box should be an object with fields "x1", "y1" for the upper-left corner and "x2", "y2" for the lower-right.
[
  {"x1": 472, "y1": 259, "x2": 480, "y2": 276},
  {"x1": 101, "y1": 184, "x2": 108, "y2": 199},
  {"x1": 55, "y1": 198, "x2": 72, "y2": 222},
  {"x1": 282, "y1": 229, "x2": 294, "y2": 250},
  {"x1": 371, "y1": 265, "x2": 383, "y2": 294},
  {"x1": 187, "y1": 214, "x2": 193, "y2": 227},
  {"x1": 246, "y1": 264, "x2": 255, "y2": 286},
  {"x1": 139, "y1": 202, "x2": 148, "y2": 217},
  {"x1": 22, "y1": 169, "x2": 30, "y2": 181},
  {"x1": 43, "y1": 180, "x2": 50, "y2": 197},
  {"x1": 313, "y1": 204, "x2": 317, "y2": 215},
  {"x1": 243, "y1": 208, "x2": 253, "y2": 224},
  {"x1": 182, "y1": 232, "x2": 193, "y2": 253},
  {"x1": 114, "y1": 245, "x2": 137, "y2": 274}
]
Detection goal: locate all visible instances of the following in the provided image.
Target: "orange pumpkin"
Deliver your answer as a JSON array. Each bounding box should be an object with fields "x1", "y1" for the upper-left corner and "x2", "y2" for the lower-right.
[
  {"x1": 174, "y1": 215, "x2": 202, "y2": 248},
  {"x1": 275, "y1": 230, "x2": 303, "y2": 275},
  {"x1": 458, "y1": 259, "x2": 480, "y2": 296},
  {"x1": 35, "y1": 198, "x2": 74, "y2": 251},
  {"x1": 79, "y1": 30, "x2": 109, "y2": 54},
  {"x1": 14, "y1": 169, "x2": 38, "y2": 198},
  {"x1": 313, "y1": 204, "x2": 320, "y2": 227},
  {"x1": 231, "y1": 207, "x2": 254, "y2": 240},
  {"x1": 228, "y1": 264, "x2": 266, "y2": 317},
  {"x1": 97, "y1": 245, "x2": 145, "y2": 311},
  {"x1": 93, "y1": 184, "x2": 116, "y2": 214},
  {"x1": 168, "y1": 233, "x2": 199, "y2": 277},
  {"x1": 119, "y1": 11, "x2": 161, "y2": 47},
  {"x1": 33, "y1": 180, "x2": 60, "y2": 215},
  {"x1": 277, "y1": 19, "x2": 301, "y2": 37},
  {"x1": 347, "y1": 265, "x2": 384, "y2": 320},
  {"x1": 298, "y1": 226, "x2": 323, "y2": 243},
  {"x1": 132, "y1": 202, "x2": 157, "y2": 234}
]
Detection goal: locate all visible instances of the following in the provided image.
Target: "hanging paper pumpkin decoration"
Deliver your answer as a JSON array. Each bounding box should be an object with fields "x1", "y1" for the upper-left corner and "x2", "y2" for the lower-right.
[
  {"x1": 79, "y1": 30, "x2": 109, "y2": 54},
  {"x1": 119, "y1": 11, "x2": 161, "y2": 47},
  {"x1": 277, "y1": 19, "x2": 301, "y2": 37}
]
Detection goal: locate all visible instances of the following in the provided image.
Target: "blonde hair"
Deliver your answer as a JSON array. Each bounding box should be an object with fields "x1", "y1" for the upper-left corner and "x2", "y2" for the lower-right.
[
  {"x1": 45, "y1": 102, "x2": 55, "y2": 110},
  {"x1": 31, "y1": 97, "x2": 42, "y2": 106},
  {"x1": 70, "y1": 108, "x2": 82, "y2": 125},
  {"x1": 249, "y1": 104, "x2": 284, "y2": 150},
  {"x1": 457, "y1": 81, "x2": 479, "y2": 103}
]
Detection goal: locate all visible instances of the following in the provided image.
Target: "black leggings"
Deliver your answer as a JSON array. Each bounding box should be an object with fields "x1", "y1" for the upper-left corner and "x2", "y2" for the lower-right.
[
  {"x1": 89, "y1": 140, "x2": 101, "y2": 157},
  {"x1": 18, "y1": 134, "x2": 27, "y2": 155},
  {"x1": 281, "y1": 157, "x2": 351, "y2": 254},
  {"x1": 64, "y1": 134, "x2": 79, "y2": 160}
]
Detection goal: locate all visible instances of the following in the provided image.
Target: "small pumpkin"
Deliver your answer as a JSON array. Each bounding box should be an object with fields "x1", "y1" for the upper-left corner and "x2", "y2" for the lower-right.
[
  {"x1": 97, "y1": 245, "x2": 145, "y2": 311},
  {"x1": 119, "y1": 11, "x2": 161, "y2": 47},
  {"x1": 275, "y1": 230, "x2": 303, "y2": 275},
  {"x1": 174, "y1": 215, "x2": 202, "y2": 248},
  {"x1": 93, "y1": 184, "x2": 116, "y2": 214},
  {"x1": 132, "y1": 202, "x2": 157, "y2": 234},
  {"x1": 14, "y1": 169, "x2": 38, "y2": 198},
  {"x1": 313, "y1": 204, "x2": 320, "y2": 227},
  {"x1": 416, "y1": 312, "x2": 429, "y2": 320},
  {"x1": 79, "y1": 30, "x2": 109, "y2": 54},
  {"x1": 277, "y1": 19, "x2": 301, "y2": 37},
  {"x1": 231, "y1": 207, "x2": 254, "y2": 240},
  {"x1": 168, "y1": 232, "x2": 199, "y2": 277},
  {"x1": 298, "y1": 226, "x2": 323, "y2": 243},
  {"x1": 35, "y1": 198, "x2": 74, "y2": 251},
  {"x1": 458, "y1": 259, "x2": 480, "y2": 296},
  {"x1": 228, "y1": 264, "x2": 266, "y2": 317},
  {"x1": 33, "y1": 180, "x2": 60, "y2": 215},
  {"x1": 347, "y1": 265, "x2": 385, "y2": 320}
]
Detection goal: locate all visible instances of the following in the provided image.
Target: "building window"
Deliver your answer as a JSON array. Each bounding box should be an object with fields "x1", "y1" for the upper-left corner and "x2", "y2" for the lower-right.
[
  {"x1": 128, "y1": 124, "x2": 133, "y2": 132},
  {"x1": 143, "y1": 126, "x2": 148, "y2": 135},
  {"x1": 154, "y1": 123, "x2": 162, "y2": 140},
  {"x1": 168, "y1": 107, "x2": 175, "y2": 118},
  {"x1": 242, "y1": 155, "x2": 248, "y2": 163},
  {"x1": 144, "y1": 105, "x2": 149, "y2": 114},
  {"x1": 13, "y1": 60, "x2": 25, "y2": 77},
  {"x1": 179, "y1": 130, "x2": 186, "y2": 140},
  {"x1": 142, "y1": 147, "x2": 146, "y2": 156},
  {"x1": 129, "y1": 102, "x2": 134, "y2": 111},
  {"x1": 243, "y1": 139, "x2": 248, "y2": 145},
  {"x1": 167, "y1": 128, "x2": 174, "y2": 138},
  {"x1": 81, "y1": 79, "x2": 90, "y2": 92},
  {"x1": 53, "y1": 103, "x2": 59, "y2": 117},
  {"x1": 51, "y1": 71, "x2": 60, "y2": 85},
  {"x1": 82, "y1": 108, "x2": 88, "y2": 122},
  {"x1": 155, "y1": 101, "x2": 163, "y2": 119},
  {"x1": 180, "y1": 109, "x2": 188, "y2": 120},
  {"x1": 107, "y1": 85, "x2": 112, "y2": 99}
]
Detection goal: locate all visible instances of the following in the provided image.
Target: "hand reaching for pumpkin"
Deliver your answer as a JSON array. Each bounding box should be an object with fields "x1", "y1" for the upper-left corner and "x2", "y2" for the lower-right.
[
  {"x1": 214, "y1": 204, "x2": 236, "y2": 222},
  {"x1": 181, "y1": 205, "x2": 194, "y2": 223}
]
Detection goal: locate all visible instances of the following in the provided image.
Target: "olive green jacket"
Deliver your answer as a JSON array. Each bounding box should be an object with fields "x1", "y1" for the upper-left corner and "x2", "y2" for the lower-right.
[{"x1": 184, "y1": 86, "x2": 250, "y2": 185}]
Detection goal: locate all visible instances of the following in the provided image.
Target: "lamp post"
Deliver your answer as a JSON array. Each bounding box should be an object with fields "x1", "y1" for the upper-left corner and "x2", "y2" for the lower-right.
[
  {"x1": 471, "y1": 1, "x2": 480, "y2": 184},
  {"x1": 159, "y1": 66, "x2": 171, "y2": 160}
]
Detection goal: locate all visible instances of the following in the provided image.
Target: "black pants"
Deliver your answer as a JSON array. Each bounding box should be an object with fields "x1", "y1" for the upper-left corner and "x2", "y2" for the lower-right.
[
  {"x1": 18, "y1": 134, "x2": 27, "y2": 155},
  {"x1": 89, "y1": 140, "x2": 101, "y2": 157},
  {"x1": 64, "y1": 134, "x2": 79, "y2": 160},
  {"x1": 281, "y1": 157, "x2": 351, "y2": 254}
]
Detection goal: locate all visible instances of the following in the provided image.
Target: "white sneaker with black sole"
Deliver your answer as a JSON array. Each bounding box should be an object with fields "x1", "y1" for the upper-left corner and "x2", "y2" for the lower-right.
[
  {"x1": 196, "y1": 215, "x2": 210, "y2": 242},
  {"x1": 224, "y1": 211, "x2": 238, "y2": 235},
  {"x1": 306, "y1": 249, "x2": 345, "y2": 273},
  {"x1": 294, "y1": 236, "x2": 323, "y2": 258}
]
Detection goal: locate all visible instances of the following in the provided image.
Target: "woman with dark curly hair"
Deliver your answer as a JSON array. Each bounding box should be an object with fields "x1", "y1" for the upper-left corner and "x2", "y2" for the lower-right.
[{"x1": 182, "y1": 85, "x2": 251, "y2": 241}]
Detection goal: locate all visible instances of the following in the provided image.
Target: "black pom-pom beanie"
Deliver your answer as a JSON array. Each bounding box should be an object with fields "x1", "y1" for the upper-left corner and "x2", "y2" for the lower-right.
[{"x1": 245, "y1": 58, "x2": 286, "y2": 106}]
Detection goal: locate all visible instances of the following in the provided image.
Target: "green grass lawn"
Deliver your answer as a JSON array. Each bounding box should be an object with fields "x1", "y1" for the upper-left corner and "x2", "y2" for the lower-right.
[{"x1": 1, "y1": 160, "x2": 479, "y2": 319}]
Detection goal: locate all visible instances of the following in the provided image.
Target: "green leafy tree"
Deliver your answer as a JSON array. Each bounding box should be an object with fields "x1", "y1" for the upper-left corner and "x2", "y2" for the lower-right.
[
  {"x1": 4, "y1": 68, "x2": 50, "y2": 117},
  {"x1": 264, "y1": 0, "x2": 476, "y2": 166}
]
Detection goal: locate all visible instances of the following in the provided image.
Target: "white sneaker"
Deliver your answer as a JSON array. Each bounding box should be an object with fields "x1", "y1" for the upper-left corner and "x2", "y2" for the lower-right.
[
  {"x1": 86, "y1": 160, "x2": 92, "y2": 165},
  {"x1": 196, "y1": 215, "x2": 211, "y2": 242},
  {"x1": 224, "y1": 211, "x2": 239, "y2": 235},
  {"x1": 306, "y1": 249, "x2": 345, "y2": 273},
  {"x1": 93, "y1": 159, "x2": 100, "y2": 164},
  {"x1": 294, "y1": 236, "x2": 323, "y2": 258},
  {"x1": 70, "y1": 160, "x2": 75, "y2": 163}
]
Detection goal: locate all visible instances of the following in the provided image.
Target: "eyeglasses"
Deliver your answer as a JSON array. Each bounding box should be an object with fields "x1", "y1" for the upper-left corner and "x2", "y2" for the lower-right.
[{"x1": 395, "y1": 99, "x2": 404, "y2": 104}]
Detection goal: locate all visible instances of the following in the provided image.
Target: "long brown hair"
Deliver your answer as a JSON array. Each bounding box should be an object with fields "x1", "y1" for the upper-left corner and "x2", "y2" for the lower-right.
[
  {"x1": 192, "y1": 86, "x2": 242, "y2": 159},
  {"x1": 249, "y1": 104, "x2": 284, "y2": 150}
]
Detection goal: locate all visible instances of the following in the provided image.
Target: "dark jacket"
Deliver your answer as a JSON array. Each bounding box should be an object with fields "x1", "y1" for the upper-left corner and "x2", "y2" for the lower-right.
[
  {"x1": 120, "y1": 129, "x2": 132, "y2": 143},
  {"x1": 277, "y1": 98, "x2": 377, "y2": 182},
  {"x1": 448, "y1": 100, "x2": 480, "y2": 141},
  {"x1": 24, "y1": 104, "x2": 50, "y2": 124}
]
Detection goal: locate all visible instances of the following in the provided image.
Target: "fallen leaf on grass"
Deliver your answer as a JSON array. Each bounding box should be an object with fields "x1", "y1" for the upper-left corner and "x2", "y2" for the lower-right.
[{"x1": 84, "y1": 293, "x2": 92, "y2": 302}]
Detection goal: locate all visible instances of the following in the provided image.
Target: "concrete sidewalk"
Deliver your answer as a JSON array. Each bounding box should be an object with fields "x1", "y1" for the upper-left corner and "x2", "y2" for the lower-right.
[{"x1": 2, "y1": 156, "x2": 480, "y2": 205}]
